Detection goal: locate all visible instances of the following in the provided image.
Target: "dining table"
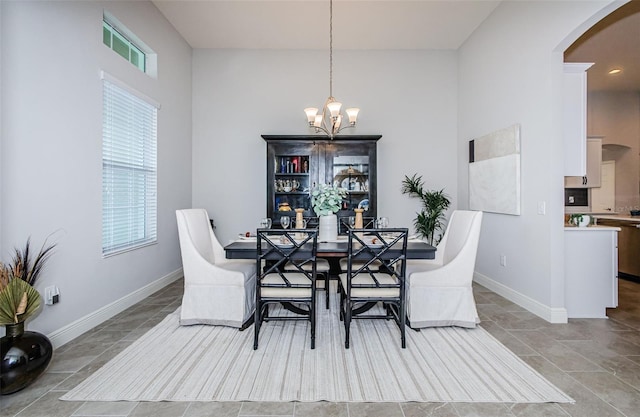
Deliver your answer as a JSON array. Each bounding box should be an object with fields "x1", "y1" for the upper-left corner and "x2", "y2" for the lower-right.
[
  {"x1": 226, "y1": 234, "x2": 436, "y2": 315},
  {"x1": 224, "y1": 236, "x2": 436, "y2": 262}
]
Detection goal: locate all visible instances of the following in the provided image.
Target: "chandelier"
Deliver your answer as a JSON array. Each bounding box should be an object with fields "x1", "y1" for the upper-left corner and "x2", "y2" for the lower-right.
[{"x1": 304, "y1": 0, "x2": 359, "y2": 138}]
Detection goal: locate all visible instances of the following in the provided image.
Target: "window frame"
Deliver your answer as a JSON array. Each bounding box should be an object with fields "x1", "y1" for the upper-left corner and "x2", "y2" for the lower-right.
[
  {"x1": 101, "y1": 72, "x2": 159, "y2": 257},
  {"x1": 103, "y1": 19, "x2": 146, "y2": 73}
]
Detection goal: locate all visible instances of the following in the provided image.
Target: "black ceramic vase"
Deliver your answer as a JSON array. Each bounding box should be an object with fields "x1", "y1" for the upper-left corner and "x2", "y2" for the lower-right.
[{"x1": 1, "y1": 322, "x2": 53, "y2": 395}]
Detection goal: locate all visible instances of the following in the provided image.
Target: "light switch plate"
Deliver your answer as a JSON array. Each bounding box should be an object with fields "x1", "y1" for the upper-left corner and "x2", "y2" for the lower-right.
[{"x1": 537, "y1": 201, "x2": 546, "y2": 215}]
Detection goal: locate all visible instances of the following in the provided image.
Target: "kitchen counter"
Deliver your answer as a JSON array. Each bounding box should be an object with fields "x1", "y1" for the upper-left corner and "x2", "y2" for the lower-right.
[
  {"x1": 564, "y1": 225, "x2": 621, "y2": 231},
  {"x1": 593, "y1": 215, "x2": 640, "y2": 223},
  {"x1": 564, "y1": 226, "x2": 619, "y2": 318}
]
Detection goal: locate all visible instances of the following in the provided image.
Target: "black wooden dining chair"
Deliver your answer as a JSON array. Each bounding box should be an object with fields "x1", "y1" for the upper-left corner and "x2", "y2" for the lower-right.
[
  {"x1": 338, "y1": 228, "x2": 409, "y2": 348},
  {"x1": 255, "y1": 228, "x2": 318, "y2": 349},
  {"x1": 290, "y1": 216, "x2": 331, "y2": 310},
  {"x1": 338, "y1": 217, "x2": 381, "y2": 273},
  {"x1": 338, "y1": 216, "x2": 375, "y2": 235}
]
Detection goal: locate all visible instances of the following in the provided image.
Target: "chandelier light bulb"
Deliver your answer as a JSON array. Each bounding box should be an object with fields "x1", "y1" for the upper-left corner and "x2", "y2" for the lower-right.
[
  {"x1": 346, "y1": 108, "x2": 359, "y2": 125},
  {"x1": 327, "y1": 101, "x2": 342, "y2": 118},
  {"x1": 304, "y1": 108, "x2": 319, "y2": 125}
]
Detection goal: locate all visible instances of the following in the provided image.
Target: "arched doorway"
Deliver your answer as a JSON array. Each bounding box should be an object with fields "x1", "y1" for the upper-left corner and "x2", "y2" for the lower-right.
[{"x1": 564, "y1": 0, "x2": 640, "y2": 325}]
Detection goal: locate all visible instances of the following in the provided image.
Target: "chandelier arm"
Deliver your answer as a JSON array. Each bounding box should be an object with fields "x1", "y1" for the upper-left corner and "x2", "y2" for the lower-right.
[
  {"x1": 314, "y1": 126, "x2": 331, "y2": 136},
  {"x1": 335, "y1": 124, "x2": 355, "y2": 135}
]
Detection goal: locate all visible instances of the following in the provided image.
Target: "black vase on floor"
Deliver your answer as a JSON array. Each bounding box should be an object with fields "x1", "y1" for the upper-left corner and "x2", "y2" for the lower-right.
[{"x1": 1, "y1": 321, "x2": 53, "y2": 395}]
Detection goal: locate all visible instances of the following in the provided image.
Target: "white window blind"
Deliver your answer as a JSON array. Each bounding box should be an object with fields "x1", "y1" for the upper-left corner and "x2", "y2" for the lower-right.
[{"x1": 102, "y1": 78, "x2": 158, "y2": 256}]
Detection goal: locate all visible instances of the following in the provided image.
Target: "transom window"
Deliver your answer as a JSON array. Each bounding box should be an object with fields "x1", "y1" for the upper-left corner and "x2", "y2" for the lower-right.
[{"x1": 103, "y1": 19, "x2": 146, "y2": 72}]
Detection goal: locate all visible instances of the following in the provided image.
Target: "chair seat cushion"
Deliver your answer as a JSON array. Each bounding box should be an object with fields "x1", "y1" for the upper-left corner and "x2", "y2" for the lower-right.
[
  {"x1": 339, "y1": 273, "x2": 399, "y2": 298},
  {"x1": 261, "y1": 273, "x2": 313, "y2": 298}
]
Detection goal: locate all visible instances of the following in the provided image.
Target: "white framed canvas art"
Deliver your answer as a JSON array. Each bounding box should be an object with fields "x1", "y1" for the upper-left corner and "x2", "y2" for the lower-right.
[{"x1": 469, "y1": 124, "x2": 521, "y2": 215}]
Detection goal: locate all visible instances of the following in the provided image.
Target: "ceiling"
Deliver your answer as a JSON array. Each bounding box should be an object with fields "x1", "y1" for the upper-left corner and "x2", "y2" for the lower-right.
[
  {"x1": 153, "y1": 0, "x2": 640, "y2": 93},
  {"x1": 152, "y1": 0, "x2": 500, "y2": 50},
  {"x1": 565, "y1": 0, "x2": 640, "y2": 93}
]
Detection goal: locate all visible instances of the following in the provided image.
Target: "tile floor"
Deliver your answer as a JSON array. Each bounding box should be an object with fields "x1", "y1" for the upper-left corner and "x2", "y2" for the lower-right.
[{"x1": 2, "y1": 278, "x2": 640, "y2": 417}]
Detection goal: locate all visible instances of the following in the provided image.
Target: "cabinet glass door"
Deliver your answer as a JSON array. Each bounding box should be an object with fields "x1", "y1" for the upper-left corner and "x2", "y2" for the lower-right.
[
  {"x1": 324, "y1": 141, "x2": 377, "y2": 233},
  {"x1": 266, "y1": 141, "x2": 319, "y2": 225},
  {"x1": 332, "y1": 155, "x2": 370, "y2": 210},
  {"x1": 274, "y1": 154, "x2": 311, "y2": 214}
]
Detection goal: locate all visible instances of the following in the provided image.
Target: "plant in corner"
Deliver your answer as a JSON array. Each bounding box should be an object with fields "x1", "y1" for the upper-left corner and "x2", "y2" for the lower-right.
[
  {"x1": 401, "y1": 174, "x2": 451, "y2": 245},
  {"x1": 0, "y1": 237, "x2": 56, "y2": 395}
]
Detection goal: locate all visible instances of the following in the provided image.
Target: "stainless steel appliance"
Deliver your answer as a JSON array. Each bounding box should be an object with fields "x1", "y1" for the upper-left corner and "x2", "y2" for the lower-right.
[{"x1": 565, "y1": 188, "x2": 589, "y2": 212}]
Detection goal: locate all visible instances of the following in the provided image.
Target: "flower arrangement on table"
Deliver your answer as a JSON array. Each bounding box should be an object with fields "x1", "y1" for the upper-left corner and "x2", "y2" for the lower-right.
[{"x1": 311, "y1": 183, "x2": 347, "y2": 216}]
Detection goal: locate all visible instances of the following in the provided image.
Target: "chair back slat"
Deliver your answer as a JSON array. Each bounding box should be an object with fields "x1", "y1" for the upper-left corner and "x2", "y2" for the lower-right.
[
  {"x1": 346, "y1": 228, "x2": 408, "y2": 290},
  {"x1": 338, "y1": 216, "x2": 376, "y2": 235}
]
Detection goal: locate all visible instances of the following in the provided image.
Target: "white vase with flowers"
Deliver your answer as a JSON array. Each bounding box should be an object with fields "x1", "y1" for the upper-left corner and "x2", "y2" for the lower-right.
[{"x1": 311, "y1": 184, "x2": 347, "y2": 242}]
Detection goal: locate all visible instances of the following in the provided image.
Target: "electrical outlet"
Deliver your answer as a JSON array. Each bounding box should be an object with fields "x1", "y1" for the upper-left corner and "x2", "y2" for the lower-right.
[
  {"x1": 500, "y1": 255, "x2": 507, "y2": 267},
  {"x1": 45, "y1": 286, "x2": 60, "y2": 305}
]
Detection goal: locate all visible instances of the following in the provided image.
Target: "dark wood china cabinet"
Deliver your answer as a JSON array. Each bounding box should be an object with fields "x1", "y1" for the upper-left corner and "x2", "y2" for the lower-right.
[{"x1": 263, "y1": 135, "x2": 381, "y2": 232}]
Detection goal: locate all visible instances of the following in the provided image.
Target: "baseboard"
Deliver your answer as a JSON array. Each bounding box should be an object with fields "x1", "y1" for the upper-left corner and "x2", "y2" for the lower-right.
[
  {"x1": 47, "y1": 268, "x2": 183, "y2": 348},
  {"x1": 474, "y1": 272, "x2": 568, "y2": 324}
]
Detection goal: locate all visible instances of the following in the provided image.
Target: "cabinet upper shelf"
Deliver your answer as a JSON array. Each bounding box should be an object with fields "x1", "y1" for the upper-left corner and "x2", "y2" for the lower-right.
[{"x1": 275, "y1": 172, "x2": 308, "y2": 176}]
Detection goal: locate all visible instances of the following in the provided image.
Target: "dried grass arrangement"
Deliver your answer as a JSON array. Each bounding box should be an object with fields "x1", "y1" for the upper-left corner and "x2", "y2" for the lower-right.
[{"x1": 0, "y1": 238, "x2": 56, "y2": 325}]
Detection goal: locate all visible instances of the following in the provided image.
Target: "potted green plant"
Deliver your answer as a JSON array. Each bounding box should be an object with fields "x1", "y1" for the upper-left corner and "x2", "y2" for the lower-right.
[
  {"x1": 311, "y1": 183, "x2": 347, "y2": 241},
  {"x1": 401, "y1": 174, "x2": 451, "y2": 245},
  {"x1": 0, "y1": 237, "x2": 56, "y2": 395},
  {"x1": 568, "y1": 213, "x2": 591, "y2": 227}
]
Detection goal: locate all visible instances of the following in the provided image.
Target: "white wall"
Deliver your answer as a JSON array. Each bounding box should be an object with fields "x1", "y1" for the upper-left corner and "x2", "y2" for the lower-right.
[
  {"x1": 2, "y1": 0, "x2": 628, "y2": 341},
  {"x1": 0, "y1": 2, "x2": 3, "y2": 259},
  {"x1": 458, "y1": 0, "x2": 620, "y2": 320},
  {"x1": 192, "y1": 49, "x2": 458, "y2": 245},
  {"x1": 0, "y1": 1, "x2": 192, "y2": 339}
]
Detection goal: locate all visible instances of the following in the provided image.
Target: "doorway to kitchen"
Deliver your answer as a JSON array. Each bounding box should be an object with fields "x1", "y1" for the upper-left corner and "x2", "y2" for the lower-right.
[{"x1": 563, "y1": 0, "x2": 640, "y2": 313}]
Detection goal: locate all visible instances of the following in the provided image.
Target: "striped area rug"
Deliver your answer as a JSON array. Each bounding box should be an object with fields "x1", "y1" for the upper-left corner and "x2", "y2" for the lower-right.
[{"x1": 61, "y1": 293, "x2": 573, "y2": 403}]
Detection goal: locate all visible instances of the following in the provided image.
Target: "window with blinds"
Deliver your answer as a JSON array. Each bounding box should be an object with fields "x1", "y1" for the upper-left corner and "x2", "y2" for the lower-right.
[{"x1": 102, "y1": 78, "x2": 158, "y2": 256}]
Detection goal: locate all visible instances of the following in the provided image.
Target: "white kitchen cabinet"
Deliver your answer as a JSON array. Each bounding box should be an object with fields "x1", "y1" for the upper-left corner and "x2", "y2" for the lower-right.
[
  {"x1": 591, "y1": 160, "x2": 615, "y2": 212},
  {"x1": 564, "y1": 137, "x2": 602, "y2": 188},
  {"x1": 563, "y1": 62, "x2": 593, "y2": 177},
  {"x1": 564, "y1": 226, "x2": 619, "y2": 318}
]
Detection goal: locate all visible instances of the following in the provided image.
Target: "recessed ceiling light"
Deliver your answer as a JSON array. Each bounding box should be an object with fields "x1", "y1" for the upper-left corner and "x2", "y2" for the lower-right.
[{"x1": 608, "y1": 68, "x2": 622, "y2": 75}]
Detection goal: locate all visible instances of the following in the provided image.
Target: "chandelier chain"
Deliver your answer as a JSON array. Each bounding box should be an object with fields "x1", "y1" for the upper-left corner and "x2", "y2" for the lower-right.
[
  {"x1": 329, "y1": 0, "x2": 333, "y2": 98},
  {"x1": 303, "y1": 0, "x2": 359, "y2": 138}
]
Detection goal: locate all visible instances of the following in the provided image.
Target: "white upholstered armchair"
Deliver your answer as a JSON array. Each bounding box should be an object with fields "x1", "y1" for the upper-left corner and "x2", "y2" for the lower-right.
[
  {"x1": 405, "y1": 210, "x2": 483, "y2": 329},
  {"x1": 176, "y1": 209, "x2": 256, "y2": 329}
]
